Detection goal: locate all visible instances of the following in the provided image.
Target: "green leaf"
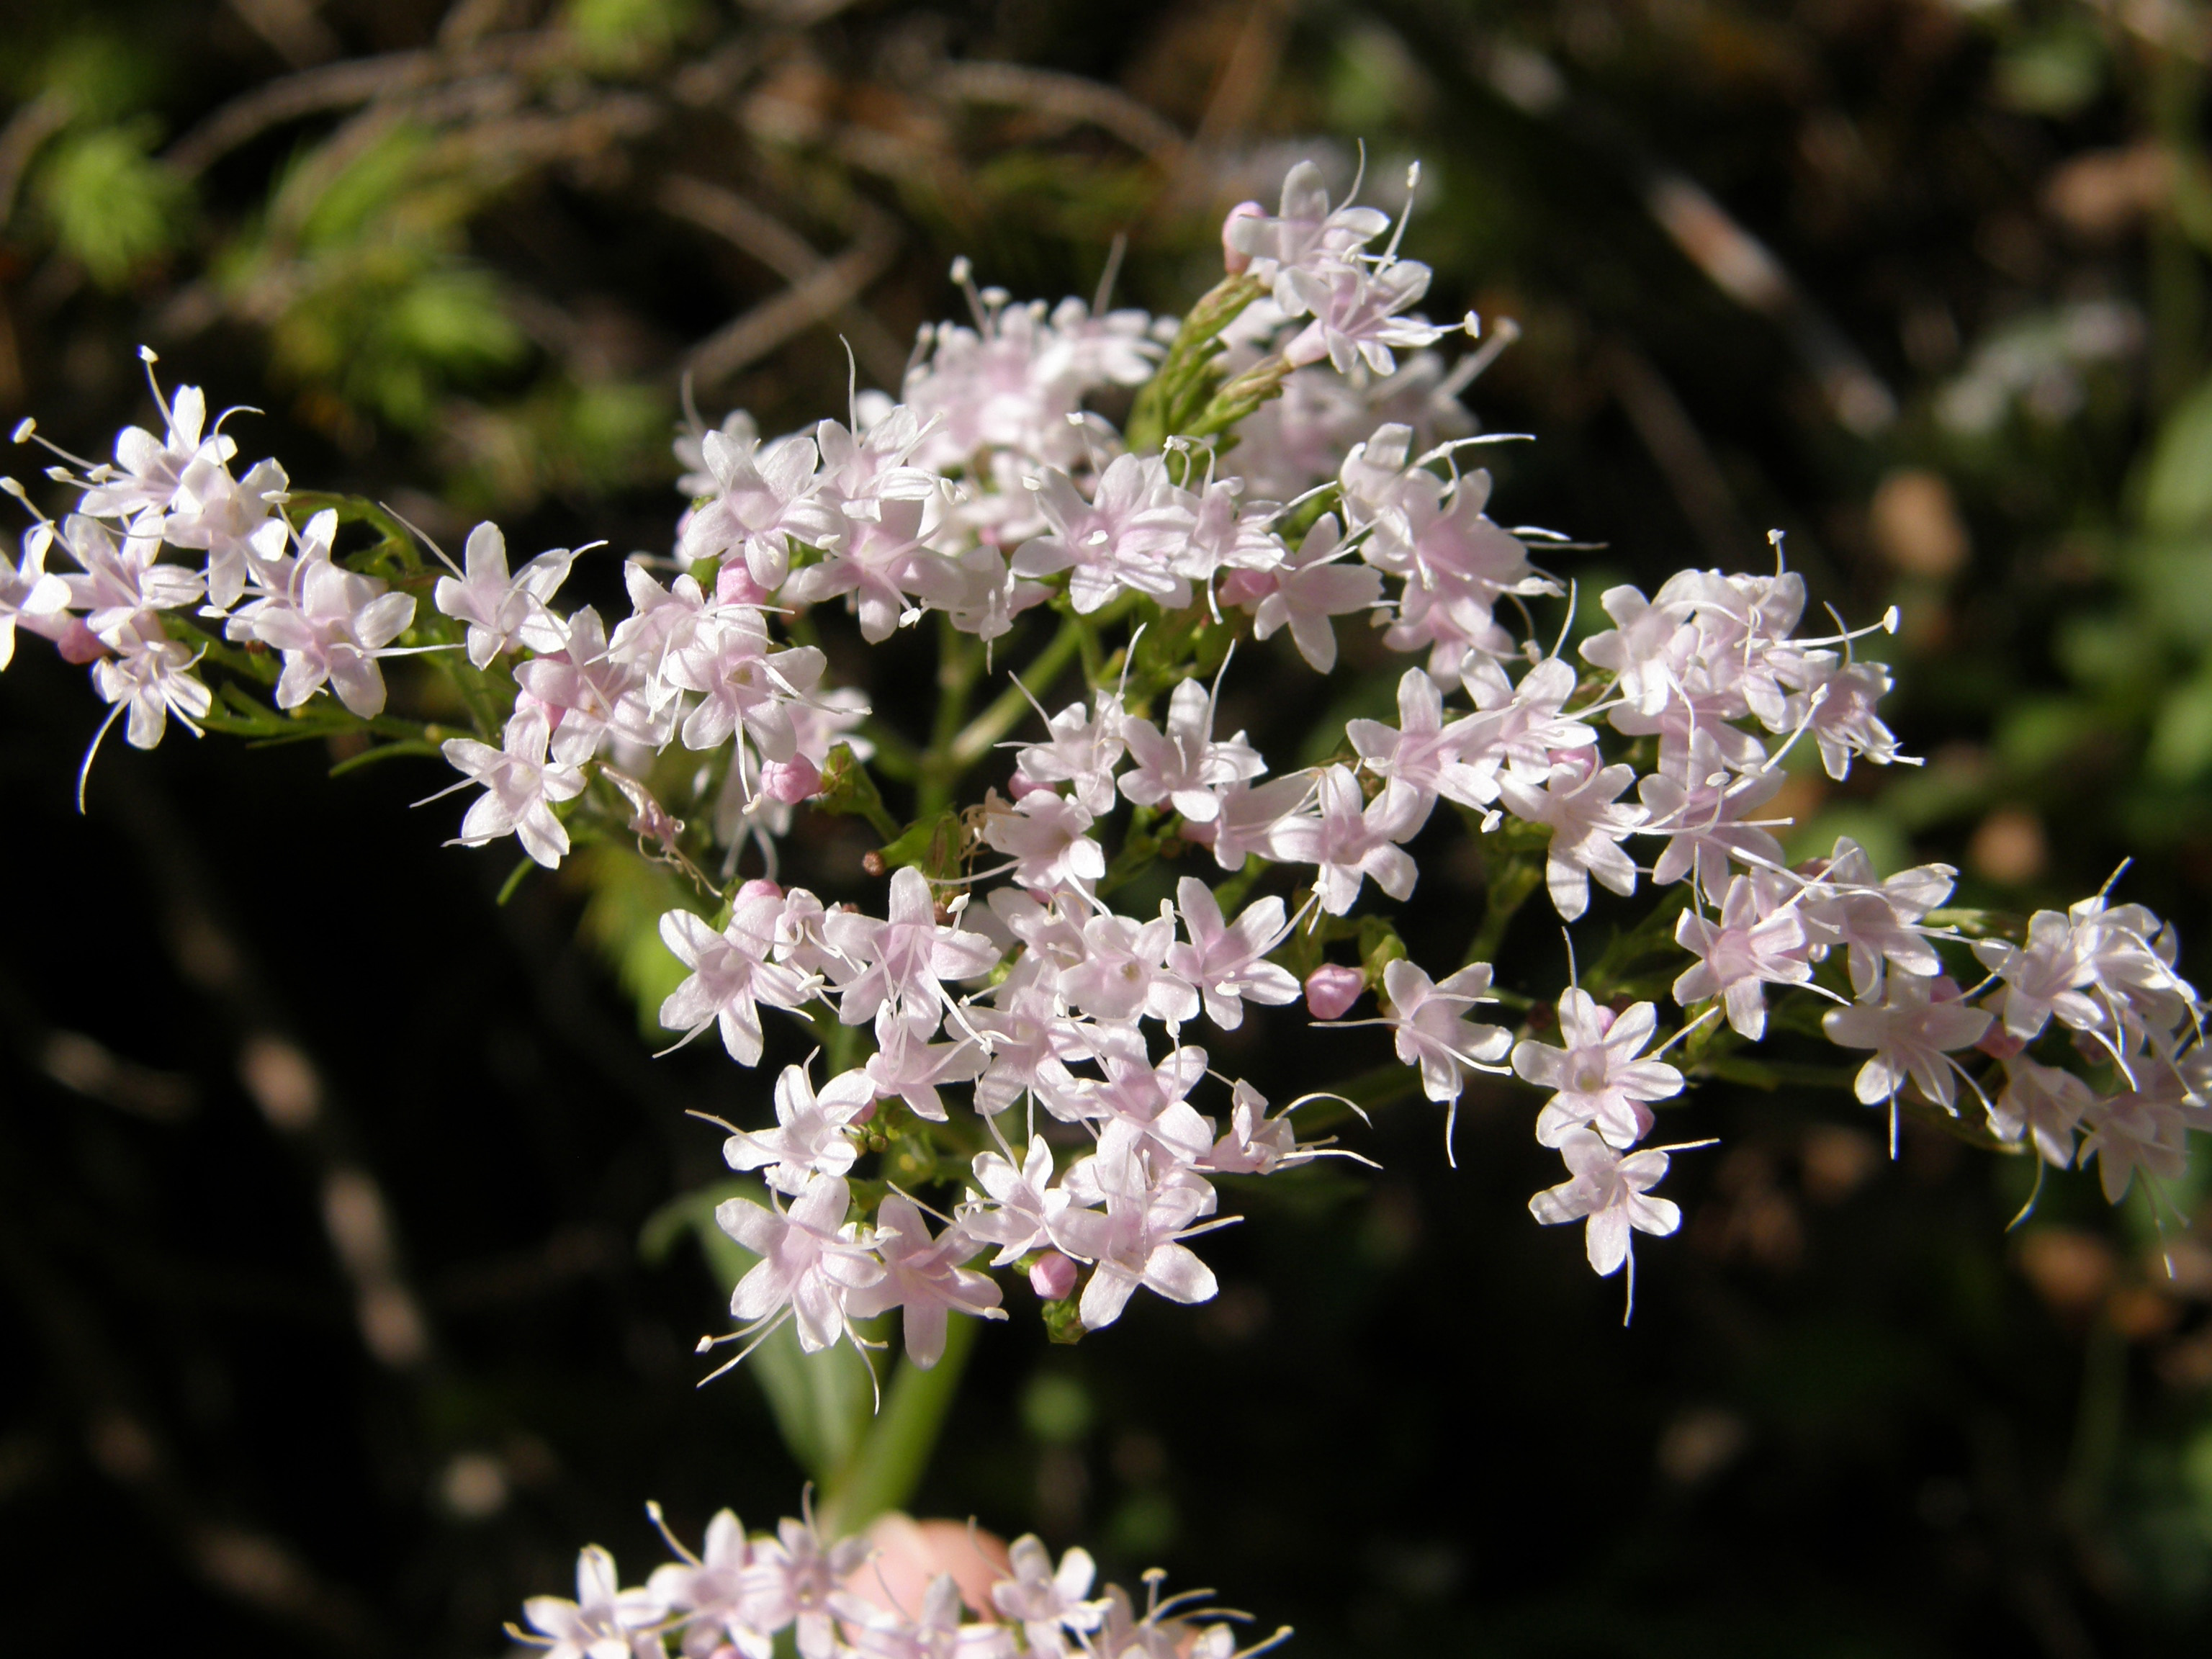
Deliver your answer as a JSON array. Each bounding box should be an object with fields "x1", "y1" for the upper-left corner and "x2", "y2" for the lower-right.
[
  {"x1": 573, "y1": 845, "x2": 698, "y2": 1038},
  {"x1": 36, "y1": 119, "x2": 187, "y2": 287},
  {"x1": 2140, "y1": 377, "x2": 2212, "y2": 536}
]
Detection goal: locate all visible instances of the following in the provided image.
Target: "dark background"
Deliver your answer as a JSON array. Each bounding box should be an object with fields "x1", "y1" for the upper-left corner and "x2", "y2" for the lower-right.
[{"x1": 6, "y1": 2, "x2": 2212, "y2": 1654}]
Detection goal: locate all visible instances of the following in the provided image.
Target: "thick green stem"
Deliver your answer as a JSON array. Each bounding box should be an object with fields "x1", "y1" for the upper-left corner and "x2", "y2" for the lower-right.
[
  {"x1": 1465, "y1": 848, "x2": 1544, "y2": 967},
  {"x1": 917, "y1": 618, "x2": 984, "y2": 817},
  {"x1": 947, "y1": 616, "x2": 1087, "y2": 770},
  {"x1": 819, "y1": 1313, "x2": 980, "y2": 1537}
]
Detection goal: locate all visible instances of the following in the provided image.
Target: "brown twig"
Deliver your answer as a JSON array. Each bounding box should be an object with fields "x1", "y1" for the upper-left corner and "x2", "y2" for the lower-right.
[
  {"x1": 1598, "y1": 337, "x2": 1753, "y2": 564},
  {"x1": 163, "y1": 33, "x2": 567, "y2": 178},
  {"x1": 932, "y1": 60, "x2": 1187, "y2": 167},
  {"x1": 226, "y1": 0, "x2": 343, "y2": 71},
  {"x1": 660, "y1": 176, "x2": 906, "y2": 388},
  {"x1": 0, "y1": 90, "x2": 74, "y2": 230}
]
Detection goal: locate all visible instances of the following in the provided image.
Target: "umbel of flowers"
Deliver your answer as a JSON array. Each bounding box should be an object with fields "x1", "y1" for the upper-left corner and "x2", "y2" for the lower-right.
[{"x1": 6, "y1": 154, "x2": 2205, "y2": 1650}]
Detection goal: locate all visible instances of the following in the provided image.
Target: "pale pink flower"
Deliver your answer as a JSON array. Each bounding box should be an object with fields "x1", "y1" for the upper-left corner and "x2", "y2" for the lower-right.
[
  {"x1": 838, "y1": 1570, "x2": 1016, "y2": 1659},
  {"x1": 163, "y1": 451, "x2": 289, "y2": 613},
  {"x1": 862, "y1": 1010, "x2": 987, "y2": 1123},
  {"x1": 1116, "y1": 676, "x2": 1265, "y2": 825},
  {"x1": 990, "y1": 1537, "x2": 1106, "y2": 1659},
  {"x1": 227, "y1": 512, "x2": 415, "y2": 717},
  {"x1": 439, "y1": 709, "x2": 586, "y2": 868},
  {"x1": 1283, "y1": 257, "x2": 1442, "y2": 376},
  {"x1": 1269, "y1": 763, "x2": 1419, "y2": 915},
  {"x1": 714, "y1": 1175, "x2": 883, "y2": 1355},
  {"x1": 1512, "y1": 991, "x2": 1684, "y2": 1149},
  {"x1": 1672, "y1": 875, "x2": 1811, "y2": 1040},
  {"x1": 1797, "y1": 837, "x2": 1954, "y2": 997},
  {"x1": 0, "y1": 525, "x2": 68, "y2": 670},
  {"x1": 520, "y1": 1545, "x2": 667, "y2": 1659},
  {"x1": 1794, "y1": 655, "x2": 1902, "y2": 778},
  {"x1": 76, "y1": 376, "x2": 209, "y2": 523},
  {"x1": 59, "y1": 514, "x2": 203, "y2": 639},
  {"x1": 90, "y1": 614, "x2": 210, "y2": 751},
  {"x1": 962, "y1": 1134, "x2": 1071, "y2": 1266},
  {"x1": 517, "y1": 606, "x2": 664, "y2": 766},
  {"x1": 842, "y1": 1195, "x2": 1004, "y2": 1367},
  {"x1": 825, "y1": 866, "x2": 1002, "y2": 1029},
  {"x1": 1187, "y1": 772, "x2": 1316, "y2": 871},
  {"x1": 1058, "y1": 905, "x2": 1197, "y2": 1027},
  {"x1": 1497, "y1": 752, "x2": 1645, "y2": 922},
  {"x1": 1224, "y1": 160, "x2": 1390, "y2": 314},
  {"x1": 678, "y1": 427, "x2": 840, "y2": 591},
  {"x1": 1821, "y1": 974, "x2": 1992, "y2": 1114},
  {"x1": 1380, "y1": 957, "x2": 1511, "y2": 1106},
  {"x1": 1011, "y1": 456, "x2": 1192, "y2": 614},
  {"x1": 1528, "y1": 1128, "x2": 1683, "y2": 1280},
  {"x1": 647, "y1": 1511, "x2": 768, "y2": 1659},
  {"x1": 1053, "y1": 1179, "x2": 1220, "y2": 1331},
  {"x1": 431, "y1": 520, "x2": 572, "y2": 668},
  {"x1": 1969, "y1": 909, "x2": 2101, "y2": 1039},
  {"x1": 722, "y1": 1061, "x2": 874, "y2": 1195},
  {"x1": 2079, "y1": 1087, "x2": 2189, "y2": 1203},
  {"x1": 1347, "y1": 666, "x2": 1485, "y2": 828},
  {"x1": 980, "y1": 790, "x2": 1105, "y2": 891},
  {"x1": 1241, "y1": 513, "x2": 1381, "y2": 673},
  {"x1": 1163, "y1": 878, "x2": 1299, "y2": 1030},
  {"x1": 1074, "y1": 1041, "x2": 1216, "y2": 1179},
  {"x1": 1989, "y1": 1056, "x2": 2094, "y2": 1169},
  {"x1": 739, "y1": 1514, "x2": 872, "y2": 1659},
  {"x1": 1012, "y1": 692, "x2": 1125, "y2": 814}
]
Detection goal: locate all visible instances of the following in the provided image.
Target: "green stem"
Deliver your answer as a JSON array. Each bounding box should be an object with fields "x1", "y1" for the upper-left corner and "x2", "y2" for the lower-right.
[
  {"x1": 947, "y1": 616, "x2": 1088, "y2": 770},
  {"x1": 917, "y1": 619, "x2": 984, "y2": 817},
  {"x1": 1465, "y1": 849, "x2": 1543, "y2": 966},
  {"x1": 819, "y1": 1313, "x2": 980, "y2": 1537}
]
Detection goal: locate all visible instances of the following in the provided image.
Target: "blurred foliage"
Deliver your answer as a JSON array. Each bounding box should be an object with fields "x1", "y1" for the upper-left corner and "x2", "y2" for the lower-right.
[{"x1": 12, "y1": 1, "x2": 2212, "y2": 1656}]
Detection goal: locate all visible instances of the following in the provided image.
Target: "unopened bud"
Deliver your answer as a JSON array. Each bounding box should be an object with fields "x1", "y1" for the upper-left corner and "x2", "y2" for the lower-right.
[
  {"x1": 1304, "y1": 963, "x2": 1366, "y2": 1021},
  {"x1": 1220, "y1": 201, "x2": 1264, "y2": 275},
  {"x1": 1030, "y1": 1251, "x2": 1079, "y2": 1301},
  {"x1": 715, "y1": 564, "x2": 770, "y2": 607},
  {"x1": 760, "y1": 756, "x2": 822, "y2": 805},
  {"x1": 1975, "y1": 1026, "x2": 2026, "y2": 1061},
  {"x1": 736, "y1": 878, "x2": 783, "y2": 903}
]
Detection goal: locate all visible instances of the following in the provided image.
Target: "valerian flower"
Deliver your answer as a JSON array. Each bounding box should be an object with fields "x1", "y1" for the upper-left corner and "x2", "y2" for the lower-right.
[
  {"x1": 1528, "y1": 1128, "x2": 1684, "y2": 1290},
  {"x1": 1512, "y1": 991, "x2": 1684, "y2": 1150},
  {"x1": 1821, "y1": 974, "x2": 1992, "y2": 1123},
  {"x1": 721, "y1": 1061, "x2": 874, "y2": 1195},
  {"x1": 1378, "y1": 957, "x2": 1511, "y2": 1109},
  {"x1": 712, "y1": 1175, "x2": 884, "y2": 1357},
  {"x1": 841, "y1": 1195, "x2": 1004, "y2": 1367},
  {"x1": 438, "y1": 709, "x2": 585, "y2": 869}
]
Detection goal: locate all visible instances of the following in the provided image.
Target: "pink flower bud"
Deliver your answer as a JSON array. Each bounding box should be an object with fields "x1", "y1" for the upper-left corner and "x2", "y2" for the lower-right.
[
  {"x1": 1305, "y1": 963, "x2": 1366, "y2": 1021},
  {"x1": 1029, "y1": 1251, "x2": 1079, "y2": 1301},
  {"x1": 1007, "y1": 770, "x2": 1049, "y2": 801},
  {"x1": 1976, "y1": 1025, "x2": 2026, "y2": 1061},
  {"x1": 1217, "y1": 568, "x2": 1277, "y2": 608},
  {"x1": 760, "y1": 756, "x2": 822, "y2": 804},
  {"x1": 842, "y1": 1514, "x2": 1010, "y2": 1619},
  {"x1": 716, "y1": 563, "x2": 770, "y2": 607},
  {"x1": 53, "y1": 617, "x2": 108, "y2": 665},
  {"x1": 1220, "y1": 200, "x2": 1264, "y2": 275},
  {"x1": 736, "y1": 878, "x2": 783, "y2": 903}
]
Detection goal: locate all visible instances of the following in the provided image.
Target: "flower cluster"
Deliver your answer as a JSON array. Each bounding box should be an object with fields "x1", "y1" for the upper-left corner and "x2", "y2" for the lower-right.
[
  {"x1": 9, "y1": 152, "x2": 2204, "y2": 1364},
  {"x1": 513, "y1": 1499, "x2": 1285, "y2": 1659}
]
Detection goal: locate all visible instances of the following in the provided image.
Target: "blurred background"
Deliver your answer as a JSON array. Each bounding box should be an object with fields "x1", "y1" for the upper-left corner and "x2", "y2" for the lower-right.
[{"x1": 6, "y1": 1, "x2": 2212, "y2": 1653}]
